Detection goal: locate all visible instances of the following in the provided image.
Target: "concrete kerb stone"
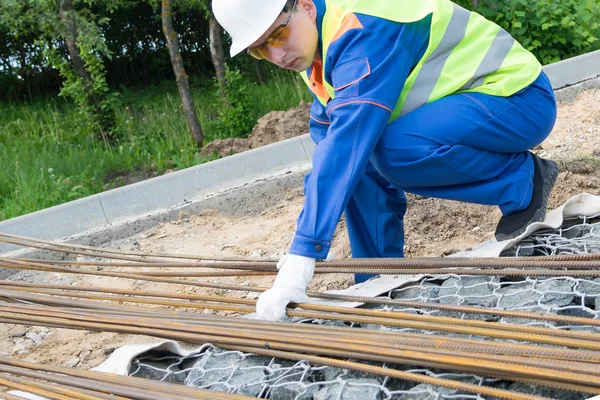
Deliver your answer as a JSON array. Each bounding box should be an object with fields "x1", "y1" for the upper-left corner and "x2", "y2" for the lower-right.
[
  {"x1": 0, "y1": 137, "x2": 312, "y2": 255},
  {"x1": 1, "y1": 167, "x2": 310, "y2": 260},
  {"x1": 97, "y1": 135, "x2": 312, "y2": 224},
  {"x1": 0, "y1": 195, "x2": 108, "y2": 253},
  {"x1": 0, "y1": 50, "x2": 598, "y2": 257},
  {"x1": 543, "y1": 50, "x2": 600, "y2": 91}
]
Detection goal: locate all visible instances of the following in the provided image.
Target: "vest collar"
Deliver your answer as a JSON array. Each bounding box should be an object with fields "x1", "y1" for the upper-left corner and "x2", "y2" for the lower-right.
[
  {"x1": 314, "y1": 0, "x2": 326, "y2": 53},
  {"x1": 306, "y1": 0, "x2": 326, "y2": 78}
]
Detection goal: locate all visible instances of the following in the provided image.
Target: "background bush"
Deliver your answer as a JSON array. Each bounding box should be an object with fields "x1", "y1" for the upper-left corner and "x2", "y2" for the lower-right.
[
  {"x1": 457, "y1": 0, "x2": 599, "y2": 64},
  {"x1": 1, "y1": 0, "x2": 599, "y2": 221}
]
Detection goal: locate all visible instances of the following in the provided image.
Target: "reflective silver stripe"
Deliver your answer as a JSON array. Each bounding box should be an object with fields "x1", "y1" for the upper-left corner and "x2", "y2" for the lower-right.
[
  {"x1": 459, "y1": 28, "x2": 515, "y2": 91},
  {"x1": 401, "y1": 3, "x2": 471, "y2": 116}
]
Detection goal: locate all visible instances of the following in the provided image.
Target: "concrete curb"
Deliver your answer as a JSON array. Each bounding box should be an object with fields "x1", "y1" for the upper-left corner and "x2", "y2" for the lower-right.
[
  {"x1": 543, "y1": 50, "x2": 600, "y2": 90},
  {"x1": 1, "y1": 50, "x2": 599, "y2": 254}
]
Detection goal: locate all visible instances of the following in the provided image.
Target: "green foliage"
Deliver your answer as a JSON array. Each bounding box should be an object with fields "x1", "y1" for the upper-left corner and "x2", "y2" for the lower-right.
[
  {"x1": 205, "y1": 67, "x2": 256, "y2": 140},
  {"x1": 0, "y1": 74, "x2": 310, "y2": 221},
  {"x1": 44, "y1": 45, "x2": 121, "y2": 145},
  {"x1": 458, "y1": 0, "x2": 599, "y2": 65},
  {"x1": 1, "y1": 0, "x2": 123, "y2": 141},
  {"x1": 52, "y1": 3, "x2": 121, "y2": 143}
]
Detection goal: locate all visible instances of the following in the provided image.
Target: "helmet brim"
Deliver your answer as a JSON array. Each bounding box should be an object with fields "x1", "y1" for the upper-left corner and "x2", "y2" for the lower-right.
[{"x1": 224, "y1": 0, "x2": 287, "y2": 57}]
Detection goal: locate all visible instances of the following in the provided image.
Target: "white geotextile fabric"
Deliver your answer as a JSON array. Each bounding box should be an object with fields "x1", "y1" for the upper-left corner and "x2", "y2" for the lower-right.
[
  {"x1": 9, "y1": 192, "x2": 600, "y2": 400},
  {"x1": 453, "y1": 192, "x2": 600, "y2": 258}
]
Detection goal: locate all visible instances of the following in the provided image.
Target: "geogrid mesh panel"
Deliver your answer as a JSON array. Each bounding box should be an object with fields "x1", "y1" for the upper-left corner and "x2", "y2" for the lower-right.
[
  {"x1": 129, "y1": 347, "x2": 506, "y2": 399},
  {"x1": 128, "y1": 218, "x2": 600, "y2": 399}
]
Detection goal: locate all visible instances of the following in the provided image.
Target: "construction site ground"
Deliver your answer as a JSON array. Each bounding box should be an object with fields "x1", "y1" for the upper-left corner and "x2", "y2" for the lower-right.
[{"x1": 0, "y1": 89, "x2": 599, "y2": 384}]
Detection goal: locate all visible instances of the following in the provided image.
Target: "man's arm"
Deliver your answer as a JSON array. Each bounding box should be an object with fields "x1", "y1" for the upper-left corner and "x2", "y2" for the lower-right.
[
  {"x1": 290, "y1": 13, "x2": 430, "y2": 259},
  {"x1": 256, "y1": 14, "x2": 430, "y2": 321}
]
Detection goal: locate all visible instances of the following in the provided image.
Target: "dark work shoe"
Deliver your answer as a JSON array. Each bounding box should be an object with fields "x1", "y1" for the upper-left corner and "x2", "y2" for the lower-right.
[{"x1": 494, "y1": 154, "x2": 559, "y2": 241}]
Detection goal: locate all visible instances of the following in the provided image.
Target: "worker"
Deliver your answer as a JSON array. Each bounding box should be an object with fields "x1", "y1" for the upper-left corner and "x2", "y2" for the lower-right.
[{"x1": 212, "y1": 0, "x2": 558, "y2": 321}]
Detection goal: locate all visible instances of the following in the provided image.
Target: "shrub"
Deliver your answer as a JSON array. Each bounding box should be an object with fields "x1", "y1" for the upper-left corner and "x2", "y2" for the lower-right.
[
  {"x1": 205, "y1": 66, "x2": 255, "y2": 140},
  {"x1": 457, "y1": 0, "x2": 599, "y2": 64}
]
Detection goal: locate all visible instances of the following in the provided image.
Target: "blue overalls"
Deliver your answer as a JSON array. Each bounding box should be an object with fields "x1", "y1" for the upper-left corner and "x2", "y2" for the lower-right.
[{"x1": 289, "y1": 0, "x2": 557, "y2": 283}]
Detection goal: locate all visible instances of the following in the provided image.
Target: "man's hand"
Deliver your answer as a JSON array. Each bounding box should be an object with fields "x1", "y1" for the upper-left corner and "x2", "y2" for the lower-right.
[{"x1": 255, "y1": 254, "x2": 316, "y2": 321}]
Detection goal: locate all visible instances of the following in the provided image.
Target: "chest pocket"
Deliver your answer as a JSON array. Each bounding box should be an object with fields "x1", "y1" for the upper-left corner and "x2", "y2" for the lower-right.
[{"x1": 332, "y1": 57, "x2": 371, "y2": 98}]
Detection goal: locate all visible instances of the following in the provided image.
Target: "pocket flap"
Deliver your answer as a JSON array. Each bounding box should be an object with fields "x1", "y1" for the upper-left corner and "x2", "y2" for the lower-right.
[{"x1": 332, "y1": 58, "x2": 371, "y2": 91}]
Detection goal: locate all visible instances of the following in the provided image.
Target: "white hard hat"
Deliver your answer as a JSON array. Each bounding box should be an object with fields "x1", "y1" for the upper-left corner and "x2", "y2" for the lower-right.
[{"x1": 212, "y1": 0, "x2": 288, "y2": 57}]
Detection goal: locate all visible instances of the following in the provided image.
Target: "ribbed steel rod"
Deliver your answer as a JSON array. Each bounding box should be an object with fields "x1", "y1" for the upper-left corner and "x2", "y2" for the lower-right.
[
  {"x1": 0, "y1": 231, "x2": 278, "y2": 263},
  {"x1": 2, "y1": 312, "x2": 599, "y2": 393},
  {"x1": 1, "y1": 306, "x2": 596, "y2": 397},
  {"x1": 230, "y1": 344, "x2": 598, "y2": 398},
  {"x1": 35, "y1": 303, "x2": 600, "y2": 364},
  {"x1": 4, "y1": 300, "x2": 600, "y2": 378},
  {"x1": 0, "y1": 375, "x2": 78, "y2": 400},
  {"x1": 0, "y1": 391, "x2": 39, "y2": 400},
  {"x1": 0, "y1": 373, "x2": 111, "y2": 400},
  {"x1": 0, "y1": 258, "x2": 272, "y2": 291},
  {"x1": 0, "y1": 366, "x2": 187, "y2": 400},
  {"x1": 296, "y1": 303, "x2": 600, "y2": 341},
  {"x1": 3, "y1": 280, "x2": 600, "y2": 329},
  {"x1": 0, "y1": 258, "x2": 275, "y2": 277},
  {"x1": 6, "y1": 256, "x2": 600, "y2": 280},
  {"x1": 0, "y1": 358, "x2": 255, "y2": 400},
  {"x1": 4, "y1": 231, "x2": 600, "y2": 264},
  {"x1": 20, "y1": 292, "x2": 600, "y2": 375},
  {"x1": 3, "y1": 285, "x2": 600, "y2": 349},
  {"x1": 3, "y1": 287, "x2": 600, "y2": 358},
  {"x1": 12, "y1": 255, "x2": 600, "y2": 271},
  {"x1": 3, "y1": 304, "x2": 600, "y2": 388},
  {"x1": 16, "y1": 256, "x2": 600, "y2": 270},
  {"x1": 20, "y1": 258, "x2": 277, "y2": 270},
  {"x1": 310, "y1": 268, "x2": 600, "y2": 277},
  {"x1": 306, "y1": 290, "x2": 600, "y2": 327},
  {"x1": 4, "y1": 285, "x2": 599, "y2": 346},
  {"x1": 286, "y1": 309, "x2": 600, "y2": 351},
  {"x1": 0, "y1": 287, "x2": 595, "y2": 354},
  {"x1": 0, "y1": 353, "x2": 544, "y2": 400}
]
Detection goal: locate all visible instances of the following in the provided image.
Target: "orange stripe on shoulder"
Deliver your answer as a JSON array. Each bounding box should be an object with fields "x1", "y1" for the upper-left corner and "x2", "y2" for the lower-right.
[
  {"x1": 308, "y1": 60, "x2": 331, "y2": 102},
  {"x1": 331, "y1": 13, "x2": 363, "y2": 43}
]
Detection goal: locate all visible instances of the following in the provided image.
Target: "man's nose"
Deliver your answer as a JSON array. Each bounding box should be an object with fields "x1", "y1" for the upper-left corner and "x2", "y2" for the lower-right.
[{"x1": 267, "y1": 47, "x2": 287, "y2": 65}]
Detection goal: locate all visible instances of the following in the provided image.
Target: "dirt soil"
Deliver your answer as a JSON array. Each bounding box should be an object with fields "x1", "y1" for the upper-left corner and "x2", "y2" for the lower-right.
[
  {"x1": 199, "y1": 102, "x2": 312, "y2": 158},
  {"x1": 1, "y1": 89, "x2": 599, "y2": 382}
]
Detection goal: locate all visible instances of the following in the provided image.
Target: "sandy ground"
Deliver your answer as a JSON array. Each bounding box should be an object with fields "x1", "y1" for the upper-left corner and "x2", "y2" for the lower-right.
[{"x1": 0, "y1": 89, "x2": 599, "y2": 379}]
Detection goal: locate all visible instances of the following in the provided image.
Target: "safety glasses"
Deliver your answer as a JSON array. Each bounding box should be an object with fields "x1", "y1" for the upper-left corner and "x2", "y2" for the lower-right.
[{"x1": 247, "y1": 0, "x2": 297, "y2": 60}]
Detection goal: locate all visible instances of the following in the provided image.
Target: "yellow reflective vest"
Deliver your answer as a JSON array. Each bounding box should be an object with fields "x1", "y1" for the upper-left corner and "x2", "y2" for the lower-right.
[{"x1": 301, "y1": 0, "x2": 542, "y2": 121}]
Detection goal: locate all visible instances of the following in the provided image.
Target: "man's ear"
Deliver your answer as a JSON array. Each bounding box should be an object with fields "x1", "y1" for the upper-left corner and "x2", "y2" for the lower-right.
[{"x1": 299, "y1": 0, "x2": 317, "y2": 22}]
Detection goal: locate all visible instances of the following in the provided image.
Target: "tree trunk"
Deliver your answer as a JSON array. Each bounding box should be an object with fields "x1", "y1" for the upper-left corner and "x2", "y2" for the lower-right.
[
  {"x1": 253, "y1": 58, "x2": 266, "y2": 84},
  {"x1": 209, "y1": 15, "x2": 227, "y2": 99},
  {"x1": 59, "y1": 0, "x2": 115, "y2": 142},
  {"x1": 161, "y1": 0, "x2": 204, "y2": 148},
  {"x1": 19, "y1": 49, "x2": 32, "y2": 100},
  {"x1": 60, "y1": 0, "x2": 92, "y2": 86}
]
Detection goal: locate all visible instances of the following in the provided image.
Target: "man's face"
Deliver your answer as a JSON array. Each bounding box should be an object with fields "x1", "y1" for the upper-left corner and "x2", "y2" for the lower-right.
[{"x1": 248, "y1": 0, "x2": 319, "y2": 72}]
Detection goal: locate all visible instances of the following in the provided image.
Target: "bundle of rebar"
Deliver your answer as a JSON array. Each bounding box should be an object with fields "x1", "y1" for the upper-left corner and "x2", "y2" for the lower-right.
[
  {"x1": 0, "y1": 356, "x2": 255, "y2": 400},
  {"x1": 2, "y1": 232, "x2": 600, "y2": 399}
]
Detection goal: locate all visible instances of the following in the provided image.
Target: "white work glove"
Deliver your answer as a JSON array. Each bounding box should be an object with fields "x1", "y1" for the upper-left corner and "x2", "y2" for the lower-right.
[{"x1": 256, "y1": 254, "x2": 316, "y2": 321}]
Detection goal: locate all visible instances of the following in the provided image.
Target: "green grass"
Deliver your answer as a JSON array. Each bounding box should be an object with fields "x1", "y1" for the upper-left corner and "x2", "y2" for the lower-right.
[{"x1": 0, "y1": 71, "x2": 311, "y2": 221}]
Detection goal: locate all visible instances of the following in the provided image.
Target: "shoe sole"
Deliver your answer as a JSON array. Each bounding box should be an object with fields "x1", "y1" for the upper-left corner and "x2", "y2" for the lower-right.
[{"x1": 495, "y1": 159, "x2": 559, "y2": 241}]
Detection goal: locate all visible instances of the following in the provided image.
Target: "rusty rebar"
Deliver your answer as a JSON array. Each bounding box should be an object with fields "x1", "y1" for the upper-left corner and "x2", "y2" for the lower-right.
[
  {"x1": 0, "y1": 359, "x2": 253, "y2": 400},
  {"x1": 7, "y1": 256, "x2": 600, "y2": 281},
  {"x1": 3, "y1": 280, "x2": 600, "y2": 329},
  {"x1": 1, "y1": 305, "x2": 596, "y2": 398},
  {"x1": 0, "y1": 373, "x2": 110, "y2": 400},
  {"x1": 40, "y1": 304, "x2": 600, "y2": 364},
  {"x1": 3, "y1": 232, "x2": 600, "y2": 265},
  {"x1": 3, "y1": 303, "x2": 600, "y2": 385}
]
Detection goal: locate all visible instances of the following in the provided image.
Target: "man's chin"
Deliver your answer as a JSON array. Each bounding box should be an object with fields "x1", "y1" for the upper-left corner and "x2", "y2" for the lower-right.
[{"x1": 292, "y1": 59, "x2": 311, "y2": 72}]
